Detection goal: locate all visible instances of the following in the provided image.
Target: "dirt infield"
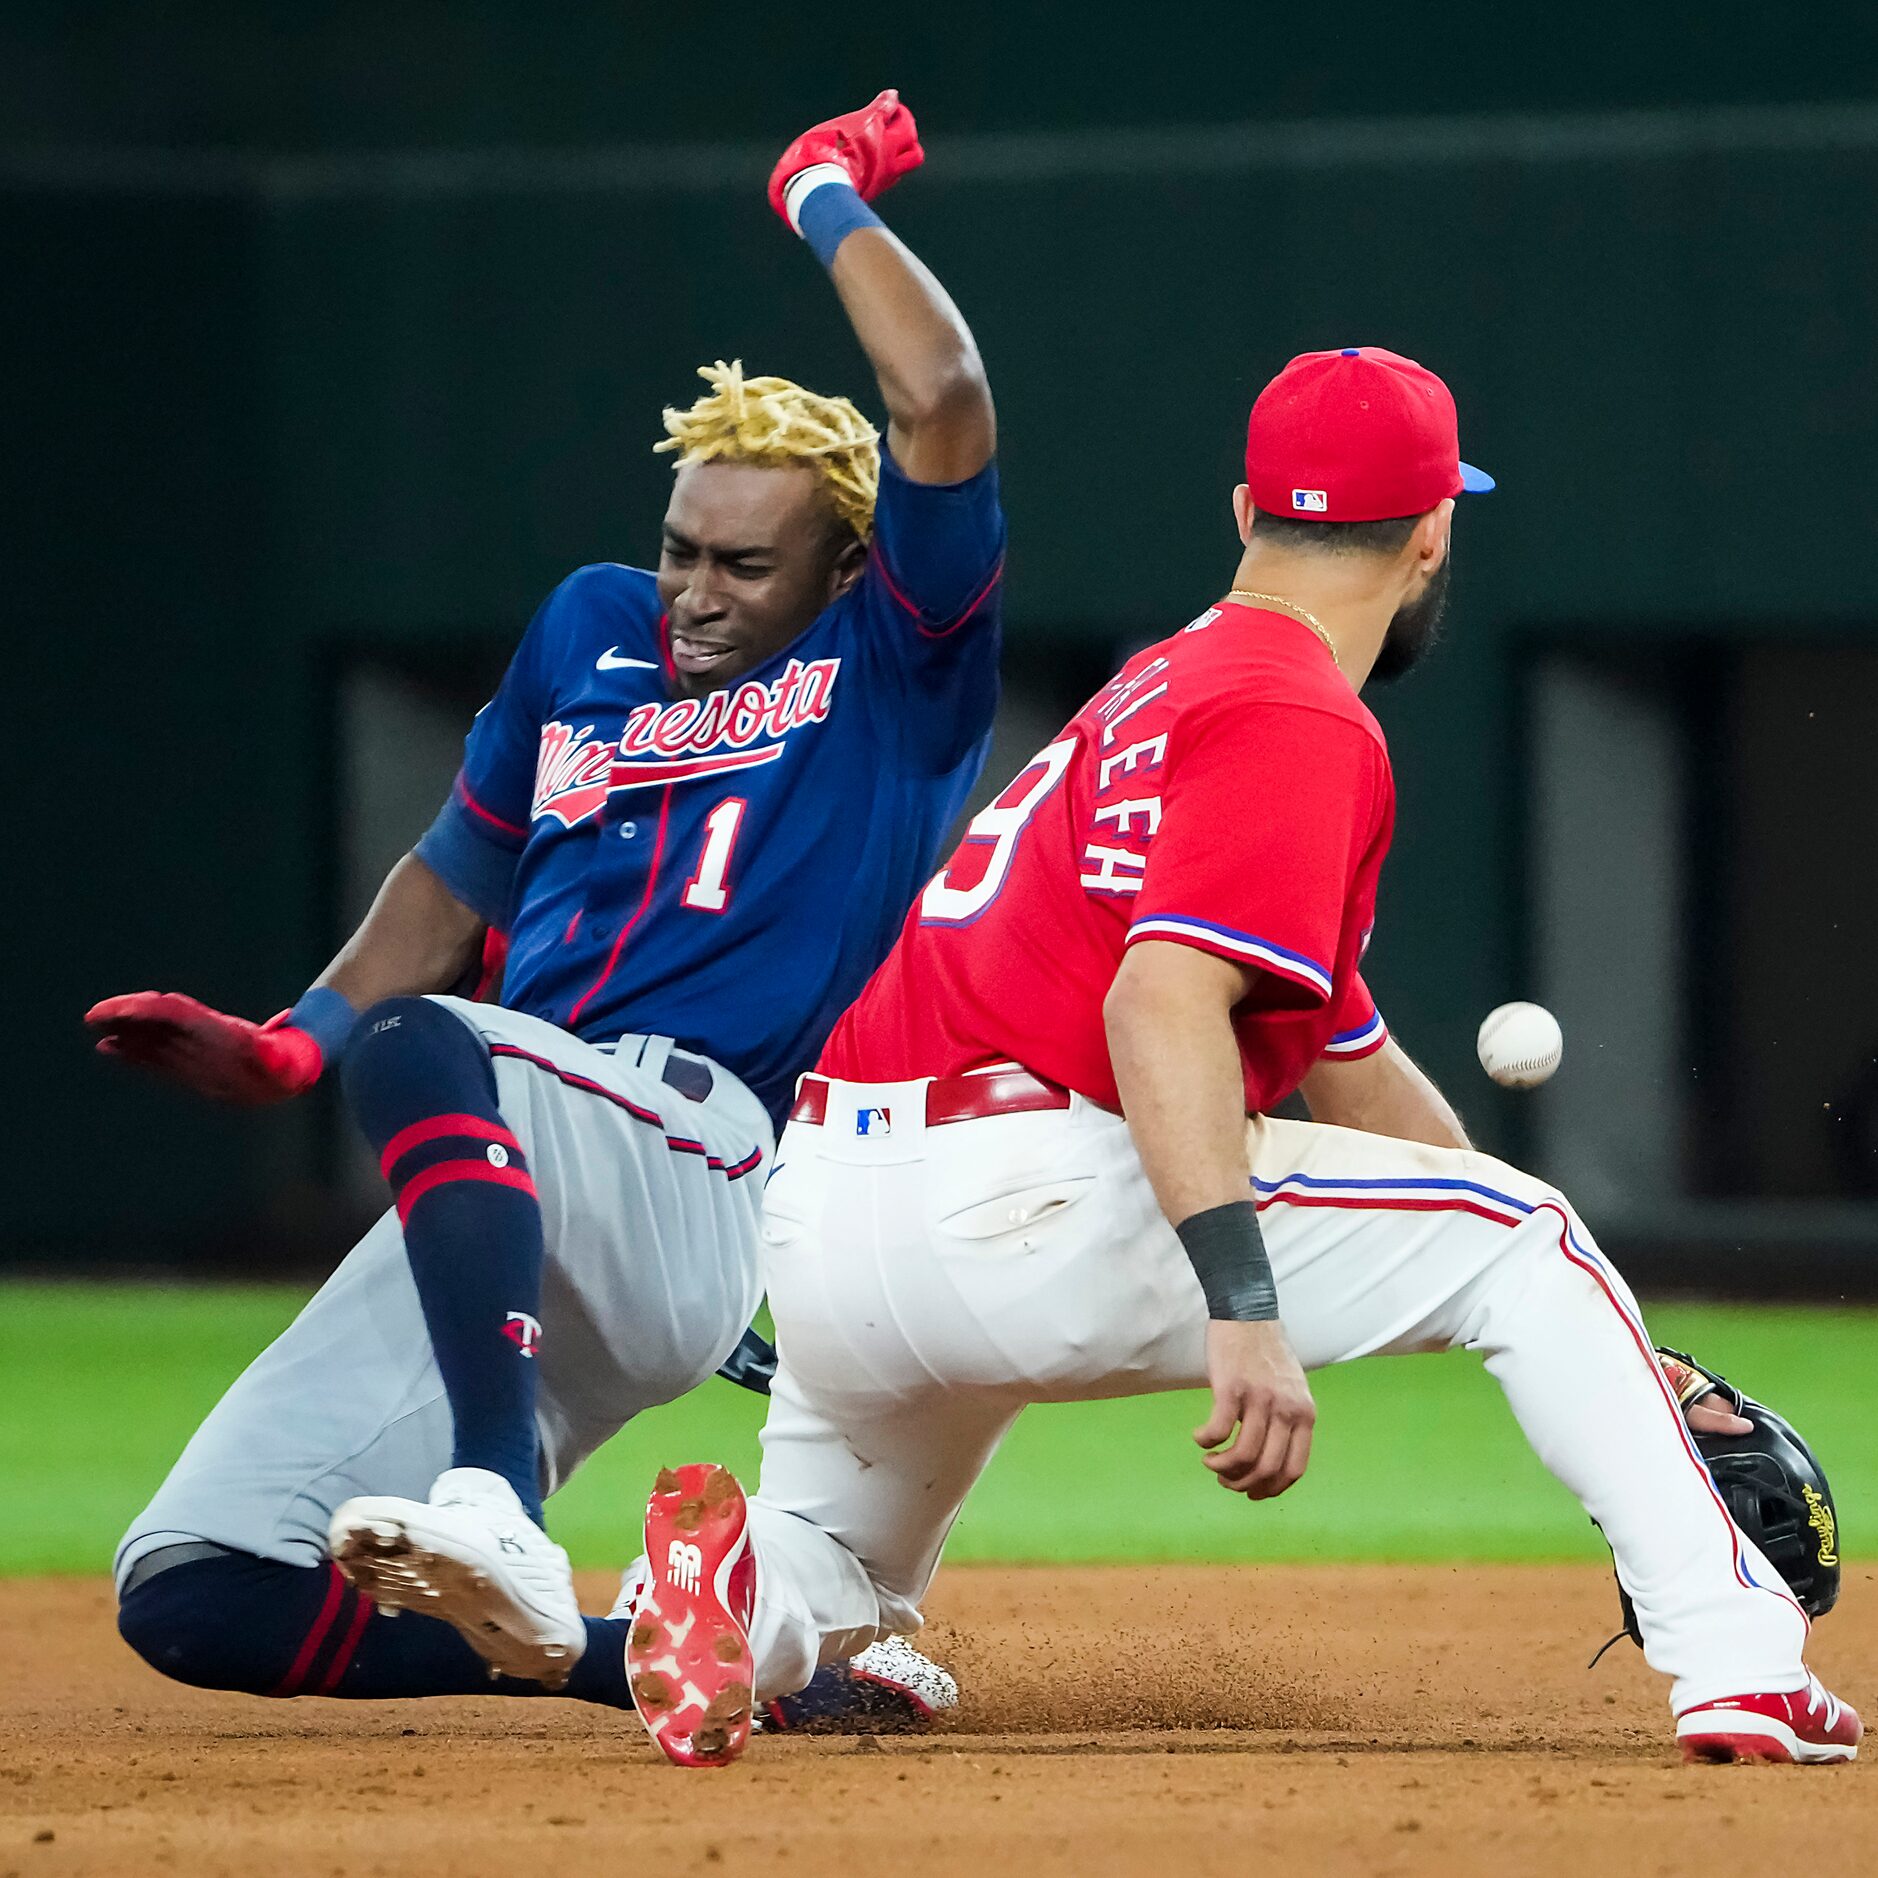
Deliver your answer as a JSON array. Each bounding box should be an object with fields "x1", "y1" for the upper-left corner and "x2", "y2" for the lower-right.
[{"x1": 3, "y1": 1563, "x2": 1871, "y2": 1876}]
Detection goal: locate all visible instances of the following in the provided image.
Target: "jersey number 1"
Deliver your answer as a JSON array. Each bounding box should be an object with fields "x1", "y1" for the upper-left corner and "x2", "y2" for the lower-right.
[{"x1": 682, "y1": 798, "x2": 747, "y2": 912}]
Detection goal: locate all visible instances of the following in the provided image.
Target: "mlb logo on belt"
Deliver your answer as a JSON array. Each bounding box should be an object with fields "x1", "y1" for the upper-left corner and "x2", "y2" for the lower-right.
[
  {"x1": 855, "y1": 1107, "x2": 893, "y2": 1138},
  {"x1": 1291, "y1": 488, "x2": 1328, "y2": 512}
]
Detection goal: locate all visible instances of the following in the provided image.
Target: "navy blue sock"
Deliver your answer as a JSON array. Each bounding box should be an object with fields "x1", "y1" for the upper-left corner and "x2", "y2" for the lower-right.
[
  {"x1": 341, "y1": 997, "x2": 546, "y2": 1523},
  {"x1": 119, "y1": 1552, "x2": 632, "y2": 1706}
]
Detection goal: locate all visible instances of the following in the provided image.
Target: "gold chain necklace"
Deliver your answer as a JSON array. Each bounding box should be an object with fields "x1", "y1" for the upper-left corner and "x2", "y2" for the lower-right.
[{"x1": 1226, "y1": 589, "x2": 1342, "y2": 673}]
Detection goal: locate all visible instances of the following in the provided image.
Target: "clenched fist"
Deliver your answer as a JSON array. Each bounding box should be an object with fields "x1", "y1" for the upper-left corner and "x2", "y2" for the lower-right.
[
  {"x1": 1194, "y1": 1318, "x2": 1317, "y2": 1499},
  {"x1": 767, "y1": 89, "x2": 925, "y2": 226}
]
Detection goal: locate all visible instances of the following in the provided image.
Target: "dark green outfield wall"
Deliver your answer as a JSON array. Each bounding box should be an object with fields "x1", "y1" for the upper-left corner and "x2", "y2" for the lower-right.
[
  {"x1": 7, "y1": 10, "x2": 1878, "y2": 1262},
  {"x1": 7, "y1": 1, "x2": 1875, "y2": 152}
]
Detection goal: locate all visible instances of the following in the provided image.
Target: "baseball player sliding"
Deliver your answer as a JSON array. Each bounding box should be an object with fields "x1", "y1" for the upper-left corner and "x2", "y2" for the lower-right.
[
  {"x1": 622, "y1": 347, "x2": 1861, "y2": 1769},
  {"x1": 88, "y1": 93, "x2": 986, "y2": 1728}
]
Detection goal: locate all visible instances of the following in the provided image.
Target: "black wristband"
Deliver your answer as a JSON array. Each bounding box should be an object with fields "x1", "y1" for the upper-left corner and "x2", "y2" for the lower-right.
[{"x1": 1175, "y1": 1199, "x2": 1278, "y2": 1323}]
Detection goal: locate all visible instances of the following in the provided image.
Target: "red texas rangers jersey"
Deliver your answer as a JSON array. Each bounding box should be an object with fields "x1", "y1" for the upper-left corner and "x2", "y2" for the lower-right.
[{"x1": 822, "y1": 600, "x2": 1393, "y2": 1114}]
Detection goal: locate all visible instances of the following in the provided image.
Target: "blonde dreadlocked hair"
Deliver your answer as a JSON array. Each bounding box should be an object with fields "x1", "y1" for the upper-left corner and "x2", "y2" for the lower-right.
[{"x1": 655, "y1": 359, "x2": 881, "y2": 545}]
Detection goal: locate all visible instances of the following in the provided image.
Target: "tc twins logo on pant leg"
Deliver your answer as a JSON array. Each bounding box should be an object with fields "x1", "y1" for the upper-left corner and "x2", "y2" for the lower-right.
[{"x1": 502, "y1": 1311, "x2": 543, "y2": 1358}]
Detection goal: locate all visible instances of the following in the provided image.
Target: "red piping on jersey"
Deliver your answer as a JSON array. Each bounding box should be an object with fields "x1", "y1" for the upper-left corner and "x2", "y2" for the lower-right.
[
  {"x1": 394, "y1": 1158, "x2": 538, "y2": 1224},
  {"x1": 272, "y1": 1565, "x2": 348, "y2": 1696},
  {"x1": 378, "y1": 1114, "x2": 517, "y2": 1180},
  {"x1": 870, "y1": 549, "x2": 1005, "y2": 642},
  {"x1": 918, "y1": 558, "x2": 1004, "y2": 641},
  {"x1": 566, "y1": 783, "x2": 675, "y2": 1028},
  {"x1": 475, "y1": 928, "x2": 511, "y2": 1000},
  {"x1": 486, "y1": 1042, "x2": 763, "y2": 1180},
  {"x1": 456, "y1": 773, "x2": 528, "y2": 840}
]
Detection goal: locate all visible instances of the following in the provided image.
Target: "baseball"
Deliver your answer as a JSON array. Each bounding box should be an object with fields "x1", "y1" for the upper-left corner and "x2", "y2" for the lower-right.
[{"x1": 1476, "y1": 1001, "x2": 1563, "y2": 1088}]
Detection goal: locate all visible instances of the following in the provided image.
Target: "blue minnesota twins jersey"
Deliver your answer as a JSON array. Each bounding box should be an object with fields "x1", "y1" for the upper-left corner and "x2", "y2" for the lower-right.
[{"x1": 414, "y1": 449, "x2": 1004, "y2": 1124}]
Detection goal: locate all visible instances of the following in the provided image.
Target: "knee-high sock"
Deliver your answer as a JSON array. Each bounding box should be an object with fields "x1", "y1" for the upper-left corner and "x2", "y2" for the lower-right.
[
  {"x1": 341, "y1": 997, "x2": 546, "y2": 1522},
  {"x1": 119, "y1": 1552, "x2": 632, "y2": 1704}
]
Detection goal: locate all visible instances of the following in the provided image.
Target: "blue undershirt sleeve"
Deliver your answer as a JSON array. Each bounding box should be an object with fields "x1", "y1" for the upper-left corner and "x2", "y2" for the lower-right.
[
  {"x1": 414, "y1": 789, "x2": 522, "y2": 929},
  {"x1": 848, "y1": 446, "x2": 1006, "y2": 775},
  {"x1": 863, "y1": 444, "x2": 1005, "y2": 635}
]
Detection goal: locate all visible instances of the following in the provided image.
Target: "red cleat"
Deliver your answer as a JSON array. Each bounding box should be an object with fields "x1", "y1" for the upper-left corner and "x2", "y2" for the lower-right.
[
  {"x1": 1677, "y1": 1675, "x2": 1862, "y2": 1765},
  {"x1": 627, "y1": 1464, "x2": 756, "y2": 1769}
]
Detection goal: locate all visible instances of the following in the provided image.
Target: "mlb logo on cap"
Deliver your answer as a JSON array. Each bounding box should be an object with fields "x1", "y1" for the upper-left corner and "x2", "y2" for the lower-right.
[{"x1": 1246, "y1": 346, "x2": 1495, "y2": 523}]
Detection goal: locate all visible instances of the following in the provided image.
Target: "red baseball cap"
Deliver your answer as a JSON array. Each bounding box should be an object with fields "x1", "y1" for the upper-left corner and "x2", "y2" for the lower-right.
[{"x1": 1244, "y1": 346, "x2": 1494, "y2": 523}]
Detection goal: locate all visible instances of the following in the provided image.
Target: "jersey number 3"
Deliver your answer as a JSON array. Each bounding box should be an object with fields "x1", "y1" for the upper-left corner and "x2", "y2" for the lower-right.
[{"x1": 920, "y1": 738, "x2": 1075, "y2": 926}]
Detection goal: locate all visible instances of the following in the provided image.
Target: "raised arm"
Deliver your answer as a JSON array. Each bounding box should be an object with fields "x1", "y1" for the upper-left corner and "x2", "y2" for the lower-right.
[{"x1": 769, "y1": 90, "x2": 995, "y2": 485}]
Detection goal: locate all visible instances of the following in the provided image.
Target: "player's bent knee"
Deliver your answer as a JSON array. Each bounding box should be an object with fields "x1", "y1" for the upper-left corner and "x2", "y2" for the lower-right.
[
  {"x1": 117, "y1": 1553, "x2": 314, "y2": 1697},
  {"x1": 340, "y1": 995, "x2": 497, "y2": 1129},
  {"x1": 343, "y1": 994, "x2": 485, "y2": 1078}
]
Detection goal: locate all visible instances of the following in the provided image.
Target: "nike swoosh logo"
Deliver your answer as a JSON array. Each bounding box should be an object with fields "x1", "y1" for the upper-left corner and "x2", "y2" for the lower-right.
[{"x1": 596, "y1": 648, "x2": 660, "y2": 671}]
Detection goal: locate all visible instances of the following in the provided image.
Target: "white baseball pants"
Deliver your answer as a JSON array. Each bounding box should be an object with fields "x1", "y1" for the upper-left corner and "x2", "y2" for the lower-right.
[{"x1": 743, "y1": 1080, "x2": 1810, "y2": 1715}]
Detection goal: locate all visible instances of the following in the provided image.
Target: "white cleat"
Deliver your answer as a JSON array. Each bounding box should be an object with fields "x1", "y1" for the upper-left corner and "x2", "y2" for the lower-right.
[
  {"x1": 328, "y1": 1467, "x2": 586, "y2": 1688},
  {"x1": 760, "y1": 1633, "x2": 961, "y2": 1734},
  {"x1": 850, "y1": 1635, "x2": 960, "y2": 1716}
]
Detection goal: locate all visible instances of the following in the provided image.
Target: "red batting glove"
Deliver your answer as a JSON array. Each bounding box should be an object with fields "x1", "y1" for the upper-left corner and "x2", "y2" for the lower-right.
[
  {"x1": 85, "y1": 991, "x2": 325, "y2": 1106},
  {"x1": 766, "y1": 89, "x2": 925, "y2": 226}
]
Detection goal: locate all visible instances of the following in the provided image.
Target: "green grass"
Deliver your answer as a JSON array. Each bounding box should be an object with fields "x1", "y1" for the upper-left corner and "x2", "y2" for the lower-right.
[{"x1": 3, "y1": 1281, "x2": 1872, "y2": 1575}]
